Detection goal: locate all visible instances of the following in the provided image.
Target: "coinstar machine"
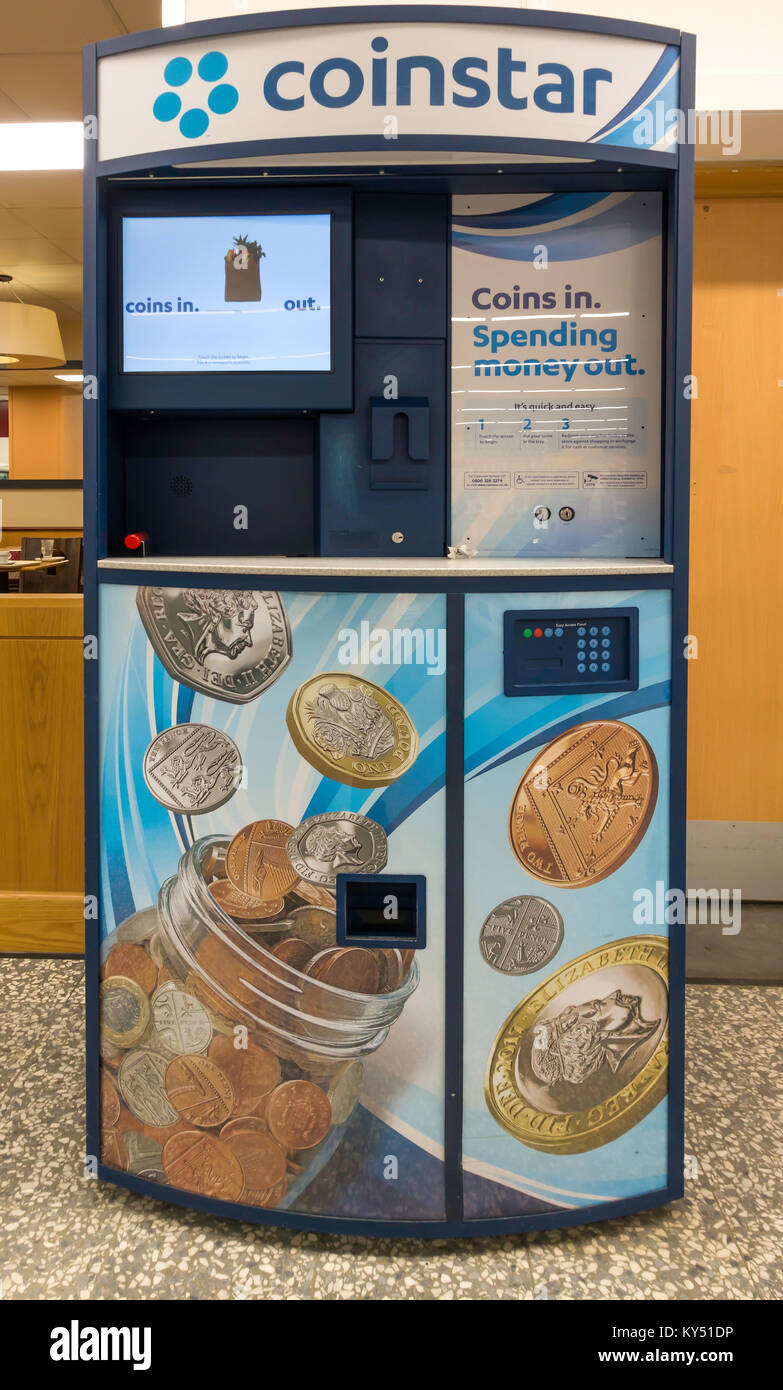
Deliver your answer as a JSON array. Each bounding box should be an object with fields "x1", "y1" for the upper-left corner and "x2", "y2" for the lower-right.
[{"x1": 84, "y1": 6, "x2": 693, "y2": 1236}]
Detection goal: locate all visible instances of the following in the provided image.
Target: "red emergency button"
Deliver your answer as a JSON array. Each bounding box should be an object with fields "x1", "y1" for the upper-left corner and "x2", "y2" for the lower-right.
[
  {"x1": 533, "y1": 627, "x2": 543, "y2": 638},
  {"x1": 124, "y1": 531, "x2": 148, "y2": 551}
]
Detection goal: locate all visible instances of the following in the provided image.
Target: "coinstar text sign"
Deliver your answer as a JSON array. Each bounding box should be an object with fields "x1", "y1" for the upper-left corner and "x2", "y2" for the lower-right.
[{"x1": 95, "y1": 14, "x2": 681, "y2": 164}]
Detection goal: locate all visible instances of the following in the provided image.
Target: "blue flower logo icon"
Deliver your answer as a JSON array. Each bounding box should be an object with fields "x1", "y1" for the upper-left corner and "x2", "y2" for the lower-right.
[{"x1": 153, "y1": 50, "x2": 238, "y2": 140}]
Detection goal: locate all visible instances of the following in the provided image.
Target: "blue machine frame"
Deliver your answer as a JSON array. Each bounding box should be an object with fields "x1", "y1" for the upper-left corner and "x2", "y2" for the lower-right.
[{"x1": 83, "y1": 6, "x2": 694, "y2": 1237}]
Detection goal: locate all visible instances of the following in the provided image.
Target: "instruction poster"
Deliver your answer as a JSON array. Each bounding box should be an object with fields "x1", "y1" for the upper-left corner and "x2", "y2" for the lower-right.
[{"x1": 450, "y1": 192, "x2": 663, "y2": 558}]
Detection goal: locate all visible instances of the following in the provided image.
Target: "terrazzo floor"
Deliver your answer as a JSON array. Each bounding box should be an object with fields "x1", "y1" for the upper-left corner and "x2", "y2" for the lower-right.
[{"x1": 1, "y1": 958, "x2": 781, "y2": 1301}]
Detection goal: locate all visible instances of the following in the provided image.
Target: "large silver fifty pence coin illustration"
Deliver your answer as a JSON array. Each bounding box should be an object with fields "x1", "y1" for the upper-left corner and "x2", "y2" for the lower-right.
[
  {"x1": 286, "y1": 812, "x2": 388, "y2": 887},
  {"x1": 479, "y1": 895, "x2": 564, "y2": 975},
  {"x1": 143, "y1": 723, "x2": 242, "y2": 813},
  {"x1": 136, "y1": 587, "x2": 291, "y2": 705}
]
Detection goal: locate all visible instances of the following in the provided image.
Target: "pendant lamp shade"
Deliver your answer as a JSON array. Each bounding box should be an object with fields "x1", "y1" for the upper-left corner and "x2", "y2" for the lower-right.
[{"x1": 0, "y1": 300, "x2": 66, "y2": 368}]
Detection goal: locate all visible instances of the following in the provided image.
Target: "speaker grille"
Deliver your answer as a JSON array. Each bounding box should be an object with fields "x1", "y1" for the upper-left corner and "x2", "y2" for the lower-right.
[{"x1": 170, "y1": 473, "x2": 193, "y2": 497}]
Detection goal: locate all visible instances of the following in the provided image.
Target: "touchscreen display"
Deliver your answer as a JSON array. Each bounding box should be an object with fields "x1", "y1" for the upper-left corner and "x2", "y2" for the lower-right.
[{"x1": 122, "y1": 213, "x2": 331, "y2": 373}]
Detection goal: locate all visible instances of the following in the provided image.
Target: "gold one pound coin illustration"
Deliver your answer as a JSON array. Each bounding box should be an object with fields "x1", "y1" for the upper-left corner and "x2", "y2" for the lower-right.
[{"x1": 286, "y1": 673, "x2": 418, "y2": 788}]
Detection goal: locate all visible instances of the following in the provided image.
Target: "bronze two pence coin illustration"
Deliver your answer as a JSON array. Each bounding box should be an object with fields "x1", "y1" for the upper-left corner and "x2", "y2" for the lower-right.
[{"x1": 509, "y1": 720, "x2": 658, "y2": 887}]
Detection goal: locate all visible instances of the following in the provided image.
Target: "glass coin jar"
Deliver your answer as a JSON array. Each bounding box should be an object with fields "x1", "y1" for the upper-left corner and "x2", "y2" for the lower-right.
[{"x1": 98, "y1": 836, "x2": 419, "y2": 1210}]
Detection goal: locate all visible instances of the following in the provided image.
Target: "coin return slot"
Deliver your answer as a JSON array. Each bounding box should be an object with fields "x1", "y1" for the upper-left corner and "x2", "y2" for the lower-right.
[
  {"x1": 336, "y1": 874, "x2": 426, "y2": 949},
  {"x1": 524, "y1": 656, "x2": 563, "y2": 672}
]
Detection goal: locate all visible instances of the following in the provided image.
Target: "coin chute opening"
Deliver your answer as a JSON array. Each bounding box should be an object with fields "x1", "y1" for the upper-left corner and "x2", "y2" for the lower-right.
[{"x1": 336, "y1": 874, "x2": 426, "y2": 950}]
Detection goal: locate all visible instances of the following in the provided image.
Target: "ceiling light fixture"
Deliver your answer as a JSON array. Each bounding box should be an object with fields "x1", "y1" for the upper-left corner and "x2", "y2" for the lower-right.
[
  {"x1": 161, "y1": 0, "x2": 187, "y2": 26},
  {"x1": 54, "y1": 373, "x2": 84, "y2": 383},
  {"x1": 0, "y1": 122, "x2": 83, "y2": 171},
  {"x1": 0, "y1": 275, "x2": 66, "y2": 368}
]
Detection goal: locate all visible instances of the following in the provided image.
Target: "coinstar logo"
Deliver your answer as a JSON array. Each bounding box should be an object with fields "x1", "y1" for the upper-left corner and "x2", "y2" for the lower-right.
[
  {"x1": 153, "y1": 50, "x2": 238, "y2": 140},
  {"x1": 147, "y1": 36, "x2": 625, "y2": 144}
]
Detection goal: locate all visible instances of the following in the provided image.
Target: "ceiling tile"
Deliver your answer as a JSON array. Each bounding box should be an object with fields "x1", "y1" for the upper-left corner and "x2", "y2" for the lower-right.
[
  {"x1": 0, "y1": 368, "x2": 81, "y2": 387},
  {"x1": 0, "y1": 4, "x2": 125, "y2": 54},
  {"x1": 0, "y1": 279, "x2": 75, "y2": 311},
  {"x1": 11, "y1": 260, "x2": 81, "y2": 282},
  {"x1": 44, "y1": 238, "x2": 83, "y2": 263},
  {"x1": 15, "y1": 208, "x2": 83, "y2": 242},
  {"x1": 0, "y1": 238, "x2": 78, "y2": 267},
  {"x1": 61, "y1": 320, "x2": 83, "y2": 357},
  {"x1": 0, "y1": 210, "x2": 36, "y2": 238},
  {"x1": 111, "y1": 1, "x2": 163, "y2": 34},
  {"x1": 1, "y1": 273, "x2": 82, "y2": 312},
  {"x1": 0, "y1": 171, "x2": 82, "y2": 210},
  {"x1": 0, "y1": 54, "x2": 83, "y2": 120},
  {"x1": 0, "y1": 90, "x2": 29, "y2": 120}
]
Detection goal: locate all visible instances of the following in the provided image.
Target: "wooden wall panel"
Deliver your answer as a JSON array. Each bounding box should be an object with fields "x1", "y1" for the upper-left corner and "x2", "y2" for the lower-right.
[
  {"x1": 0, "y1": 595, "x2": 84, "y2": 951},
  {"x1": 8, "y1": 385, "x2": 83, "y2": 480},
  {"x1": 0, "y1": 528, "x2": 82, "y2": 548},
  {"x1": 689, "y1": 198, "x2": 783, "y2": 822}
]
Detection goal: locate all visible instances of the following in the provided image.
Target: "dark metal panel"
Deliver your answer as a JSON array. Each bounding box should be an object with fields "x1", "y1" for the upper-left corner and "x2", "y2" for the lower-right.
[
  {"x1": 355, "y1": 193, "x2": 448, "y2": 338},
  {"x1": 122, "y1": 416, "x2": 316, "y2": 557},
  {"x1": 320, "y1": 339, "x2": 447, "y2": 556}
]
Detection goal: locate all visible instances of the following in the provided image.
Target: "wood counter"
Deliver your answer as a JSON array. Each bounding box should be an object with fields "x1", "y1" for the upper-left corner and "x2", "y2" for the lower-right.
[{"x1": 0, "y1": 595, "x2": 84, "y2": 953}]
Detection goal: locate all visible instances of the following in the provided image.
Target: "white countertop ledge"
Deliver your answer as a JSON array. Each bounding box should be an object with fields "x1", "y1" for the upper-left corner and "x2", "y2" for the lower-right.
[
  {"x1": 97, "y1": 556, "x2": 674, "y2": 578},
  {"x1": 96, "y1": 553, "x2": 673, "y2": 575}
]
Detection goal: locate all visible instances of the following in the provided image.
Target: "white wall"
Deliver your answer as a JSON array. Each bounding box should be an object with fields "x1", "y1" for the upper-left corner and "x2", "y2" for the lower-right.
[{"x1": 168, "y1": 2, "x2": 782, "y2": 117}]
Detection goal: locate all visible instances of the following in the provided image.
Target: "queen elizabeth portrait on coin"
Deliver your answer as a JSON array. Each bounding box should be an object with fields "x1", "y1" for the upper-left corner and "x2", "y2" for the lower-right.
[
  {"x1": 136, "y1": 586, "x2": 291, "y2": 704},
  {"x1": 485, "y1": 936, "x2": 669, "y2": 1154}
]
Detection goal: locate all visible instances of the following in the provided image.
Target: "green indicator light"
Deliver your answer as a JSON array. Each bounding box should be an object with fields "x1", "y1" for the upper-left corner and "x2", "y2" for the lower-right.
[{"x1": 523, "y1": 628, "x2": 533, "y2": 638}]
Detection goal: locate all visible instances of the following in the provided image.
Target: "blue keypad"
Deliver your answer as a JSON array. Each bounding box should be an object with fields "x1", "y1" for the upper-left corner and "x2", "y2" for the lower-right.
[{"x1": 503, "y1": 610, "x2": 636, "y2": 696}]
